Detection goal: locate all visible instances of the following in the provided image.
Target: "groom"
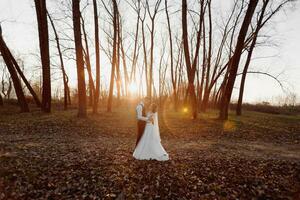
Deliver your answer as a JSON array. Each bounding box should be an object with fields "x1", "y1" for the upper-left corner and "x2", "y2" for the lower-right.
[{"x1": 135, "y1": 97, "x2": 153, "y2": 147}]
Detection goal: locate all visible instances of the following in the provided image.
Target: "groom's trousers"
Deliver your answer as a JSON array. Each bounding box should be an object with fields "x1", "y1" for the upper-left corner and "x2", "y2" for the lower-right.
[{"x1": 136, "y1": 120, "x2": 146, "y2": 147}]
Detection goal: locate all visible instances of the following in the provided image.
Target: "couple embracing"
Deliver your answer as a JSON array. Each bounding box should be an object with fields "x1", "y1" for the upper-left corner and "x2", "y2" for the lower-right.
[{"x1": 133, "y1": 97, "x2": 169, "y2": 161}]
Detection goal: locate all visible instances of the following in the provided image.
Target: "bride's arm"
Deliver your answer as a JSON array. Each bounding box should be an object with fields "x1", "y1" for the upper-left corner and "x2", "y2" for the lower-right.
[{"x1": 149, "y1": 113, "x2": 156, "y2": 124}]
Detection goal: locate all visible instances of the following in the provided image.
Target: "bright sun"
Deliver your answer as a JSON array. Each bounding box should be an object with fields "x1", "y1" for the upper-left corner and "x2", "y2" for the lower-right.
[{"x1": 128, "y1": 82, "x2": 138, "y2": 94}]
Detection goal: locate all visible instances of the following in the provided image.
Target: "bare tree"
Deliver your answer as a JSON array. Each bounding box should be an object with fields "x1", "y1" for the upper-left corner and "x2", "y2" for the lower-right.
[
  {"x1": 119, "y1": 25, "x2": 130, "y2": 97},
  {"x1": 34, "y1": 0, "x2": 51, "y2": 113},
  {"x1": 165, "y1": 0, "x2": 179, "y2": 110},
  {"x1": 145, "y1": 0, "x2": 162, "y2": 99},
  {"x1": 72, "y1": 0, "x2": 87, "y2": 117},
  {"x1": 8, "y1": 49, "x2": 42, "y2": 107},
  {"x1": 0, "y1": 25, "x2": 29, "y2": 112},
  {"x1": 107, "y1": 0, "x2": 118, "y2": 112},
  {"x1": 182, "y1": 0, "x2": 205, "y2": 119},
  {"x1": 47, "y1": 12, "x2": 70, "y2": 110},
  {"x1": 116, "y1": 14, "x2": 122, "y2": 103},
  {"x1": 93, "y1": 0, "x2": 101, "y2": 114},
  {"x1": 236, "y1": 0, "x2": 293, "y2": 115},
  {"x1": 158, "y1": 38, "x2": 168, "y2": 108},
  {"x1": 81, "y1": 16, "x2": 96, "y2": 107},
  {"x1": 219, "y1": 0, "x2": 259, "y2": 120},
  {"x1": 127, "y1": 0, "x2": 141, "y2": 87},
  {"x1": 1, "y1": 71, "x2": 12, "y2": 100}
]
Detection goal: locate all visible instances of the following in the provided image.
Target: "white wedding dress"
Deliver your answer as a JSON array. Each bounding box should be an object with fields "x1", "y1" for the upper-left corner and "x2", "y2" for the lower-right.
[{"x1": 133, "y1": 112, "x2": 169, "y2": 161}]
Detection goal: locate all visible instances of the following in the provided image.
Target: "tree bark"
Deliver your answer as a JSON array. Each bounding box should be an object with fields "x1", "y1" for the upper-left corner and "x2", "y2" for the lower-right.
[
  {"x1": 219, "y1": 0, "x2": 259, "y2": 120},
  {"x1": 34, "y1": 0, "x2": 51, "y2": 113},
  {"x1": 129, "y1": 0, "x2": 141, "y2": 85},
  {"x1": 146, "y1": 0, "x2": 162, "y2": 100},
  {"x1": 81, "y1": 17, "x2": 96, "y2": 108},
  {"x1": 119, "y1": 27, "x2": 129, "y2": 97},
  {"x1": 107, "y1": 0, "x2": 118, "y2": 112},
  {"x1": 116, "y1": 15, "x2": 121, "y2": 103},
  {"x1": 7, "y1": 48, "x2": 41, "y2": 107},
  {"x1": 72, "y1": 0, "x2": 87, "y2": 117},
  {"x1": 236, "y1": 0, "x2": 269, "y2": 116},
  {"x1": 201, "y1": 0, "x2": 212, "y2": 112},
  {"x1": 165, "y1": 0, "x2": 178, "y2": 111},
  {"x1": 47, "y1": 12, "x2": 69, "y2": 110},
  {"x1": 0, "y1": 27, "x2": 29, "y2": 112},
  {"x1": 93, "y1": 0, "x2": 100, "y2": 114},
  {"x1": 141, "y1": 16, "x2": 148, "y2": 97},
  {"x1": 182, "y1": 0, "x2": 204, "y2": 119}
]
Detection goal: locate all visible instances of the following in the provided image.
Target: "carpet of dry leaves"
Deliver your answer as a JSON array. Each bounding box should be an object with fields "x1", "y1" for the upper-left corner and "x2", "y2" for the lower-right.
[{"x1": 0, "y1": 105, "x2": 300, "y2": 199}]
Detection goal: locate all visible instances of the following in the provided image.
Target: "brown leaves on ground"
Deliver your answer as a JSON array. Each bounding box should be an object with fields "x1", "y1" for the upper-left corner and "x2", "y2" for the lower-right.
[{"x1": 0, "y1": 105, "x2": 300, "y2": 199}]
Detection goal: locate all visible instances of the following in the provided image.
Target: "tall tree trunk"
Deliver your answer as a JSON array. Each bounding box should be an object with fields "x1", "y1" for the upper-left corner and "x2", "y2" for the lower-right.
[
  {"x1": 201, "y1": 0, "x2": 212, "y2": 112},
  {"x1": 72, "y1": 0, "x2": 87, "y2": 117},
  {"x1": 93, "y1": 0, "x2": 100, "y2": 114},
  {"x1": 47, "y1": 12, "x2": 69, "y2": 110},
  {"x1": 165, "y1": 0, "x2": 178, "y2": 111},
  {"x1": 199, "y1": 8, "x2": 206, "y2": 108},
  {"x1": 129, "y1": 0, "x2": 141, "y2": 85},
  {"x1": 0, "y1": 27, "x2": 29, "y2": 112},
  {"x1": 148, "y1": 23, "x2": 154, "y2": 99},
  {"x1": 182, "y1": 0, "x2": 204, "y2": 119},
  {"x1": 182, "y1": 1, "x2": 197, "y2": 118},
  {"x1": 236, "y1": 0, "x2": 269, "y2": 116},
  {"x1": 141, "y1": 17, "x2": 148, "y2": 97},
  {"x1": 107, "y1": 0, "x2": 118, "y2": 112},
  {"x1": 81, "y1": 17, "x2": 95, "y2": 107},
  {"x1": 120, "y1": 29, "x2": 129, "y2": 97},
  {"x1": 219, "y1": 0, "x2": 259, "y2": 120},
  {"x1": 116, "y1": 17, "x2": 121, "y2": 104},
  {"x1": 34, "y1": 0, "x2": 51, "y2": 113}
]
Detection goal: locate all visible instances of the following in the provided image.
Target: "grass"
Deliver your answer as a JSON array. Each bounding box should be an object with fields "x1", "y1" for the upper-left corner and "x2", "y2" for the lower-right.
[{"x1": 0, "y1": 104, "x2": 299, "y2": 199}]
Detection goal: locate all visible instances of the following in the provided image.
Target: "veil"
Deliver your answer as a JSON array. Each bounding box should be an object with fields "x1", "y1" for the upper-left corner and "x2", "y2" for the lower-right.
[{"x1": 153, "y1": 112, "x2": 161, "y2": 142}]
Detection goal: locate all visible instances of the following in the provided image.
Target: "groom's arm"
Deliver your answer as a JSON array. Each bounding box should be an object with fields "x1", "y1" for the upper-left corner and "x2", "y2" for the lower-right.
[{"x1": 136, "y1": 106, "x2": 149, "y2": 122}]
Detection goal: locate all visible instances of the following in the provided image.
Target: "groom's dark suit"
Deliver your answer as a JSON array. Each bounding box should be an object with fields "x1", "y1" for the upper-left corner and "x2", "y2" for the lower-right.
[{"x1": 136, "y1": 103, "x2": 146, "y2": 147}]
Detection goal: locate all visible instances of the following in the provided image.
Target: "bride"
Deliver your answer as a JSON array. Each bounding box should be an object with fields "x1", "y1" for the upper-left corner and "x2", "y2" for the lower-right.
[{"x1": 133, "y1": 103, "x2": 169, "y2": 161}]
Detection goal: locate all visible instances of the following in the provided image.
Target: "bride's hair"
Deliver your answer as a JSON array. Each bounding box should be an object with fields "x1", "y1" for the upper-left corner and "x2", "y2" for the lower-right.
[{"x1": 151, "y1": 103, "x2": 158, "y2": 113}]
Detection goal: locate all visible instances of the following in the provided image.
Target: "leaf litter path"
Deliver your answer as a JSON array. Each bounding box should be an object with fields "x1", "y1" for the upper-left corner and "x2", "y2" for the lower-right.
[{"x1": 0, "y1": 106, "x2": 299, "y2": 199}]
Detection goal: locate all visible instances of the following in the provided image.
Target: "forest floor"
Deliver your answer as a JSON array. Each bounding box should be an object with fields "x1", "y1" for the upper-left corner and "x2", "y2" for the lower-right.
[{"x1": 0, "y1": 105, "x2": 300, "y2": 199}]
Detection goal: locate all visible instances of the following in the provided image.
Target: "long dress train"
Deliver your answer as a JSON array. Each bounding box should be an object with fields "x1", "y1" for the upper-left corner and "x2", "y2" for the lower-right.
[{"x1": 133, "y1": 112, "x2": 169, "y2": 161}]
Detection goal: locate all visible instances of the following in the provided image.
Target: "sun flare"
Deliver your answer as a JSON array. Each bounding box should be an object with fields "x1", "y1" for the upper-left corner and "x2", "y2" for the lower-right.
[{"x1": 128, "y1": 82, "x2": 138, "y2": 95}]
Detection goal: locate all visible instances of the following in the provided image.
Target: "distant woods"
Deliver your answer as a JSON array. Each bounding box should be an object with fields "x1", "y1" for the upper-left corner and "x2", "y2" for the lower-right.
[{"x1": 0, "y1": 0, "x2": 295, "y2": 119}]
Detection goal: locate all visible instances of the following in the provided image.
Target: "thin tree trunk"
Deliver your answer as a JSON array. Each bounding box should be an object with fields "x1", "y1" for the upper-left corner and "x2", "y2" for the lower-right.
[
  {"x1": 129, "y1": 0, "x2": 141, "y2": 84},
  {"x1": 119, "y1": 29, "x2": 129, "y2": 97},
  {"x1": 93, "y1": 0, "x2": 100, "y2": 114},
  {"x1": 201, "y1": 0, "x2": 212, "y2": 111},
  {"x1": 72, "y1": 0, "x2": 87, "y2": 117},
  {"x1": 149, "y1": 23, "x2": 154, "y2": 99},
  {"x1": 199, "y1": 13, "x2": 206, "y2": 108},
  {"x1": 107, "y1": 0, "x2": 118, "y2": 112},
  {"x1": 47, "y1": 12, "x2": 69, "y2": 110},
  {"x1": 165, "y1": 0, "x2": 178, "y2": 111},
  {"x1": 116, "y1": 16, "x2": 121, "y2": 104},
  {"x1": 81, "y1": 17, "x2": 95, "y2": 107},
  {"x1": 141, "y1": 17, "x2": 148, "y2": 97}
]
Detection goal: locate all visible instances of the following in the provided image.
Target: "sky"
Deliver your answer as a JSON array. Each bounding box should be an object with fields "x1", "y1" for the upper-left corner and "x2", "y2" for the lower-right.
[{"x1": 0, "y1": 0, "x2": 299, "y2": 104}]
